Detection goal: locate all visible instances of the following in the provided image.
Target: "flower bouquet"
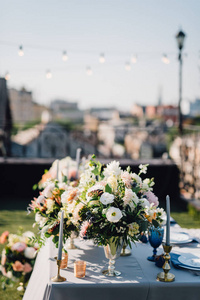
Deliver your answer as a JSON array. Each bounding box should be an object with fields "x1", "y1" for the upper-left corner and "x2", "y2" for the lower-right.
[
  {"x1": 30, "y1": 180, "x2": 83, "y2": 248},
  {"x1": 0, "y1": 229, "x2": 38, "y2": 291},
  {"x1": 78, "y1": 155, "x2": 165, "y2": 276}
]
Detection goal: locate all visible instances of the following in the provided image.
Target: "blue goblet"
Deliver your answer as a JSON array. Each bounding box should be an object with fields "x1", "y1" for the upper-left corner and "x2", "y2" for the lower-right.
[{"x1": 147, "y1": 226, "x2": 164, "y2": 262}]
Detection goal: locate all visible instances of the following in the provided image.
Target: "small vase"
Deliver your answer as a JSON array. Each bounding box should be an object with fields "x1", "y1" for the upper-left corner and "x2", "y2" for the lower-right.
[
  {"x1": 102, "y1": 237, "x2": 123, "y2": 277},
  {"x1": 120, "y1": 244, "x2": 131, "y2": 256},
  {"x1": 66, "y1": 232, "x2": 79, "y2": 250}
]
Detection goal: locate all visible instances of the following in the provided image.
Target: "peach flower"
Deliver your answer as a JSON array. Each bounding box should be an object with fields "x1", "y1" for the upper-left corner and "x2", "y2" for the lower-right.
[
  {"x1": 11, "y1": 242, "x2": 27, "y2": 252},
  {"x1": 0, "y1": 231, "x2": 9, "y2": 244},
  {"x1": 12, "y1": 261, "x2": 24, "y2": 272},
  {"x1": 23, "y1": 263, "x2": 32, "y2": 273}
]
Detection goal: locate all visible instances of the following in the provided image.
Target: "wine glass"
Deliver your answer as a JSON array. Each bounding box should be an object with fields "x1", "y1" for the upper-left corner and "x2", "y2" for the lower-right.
[{"x1": 147, "y1": 226, "x2": 164, "y2": 261}]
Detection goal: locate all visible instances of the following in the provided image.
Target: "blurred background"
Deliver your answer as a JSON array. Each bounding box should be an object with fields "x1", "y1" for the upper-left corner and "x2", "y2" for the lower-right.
[{"x1": 1, "y1": 0, "x2": 200, "y2": 209}]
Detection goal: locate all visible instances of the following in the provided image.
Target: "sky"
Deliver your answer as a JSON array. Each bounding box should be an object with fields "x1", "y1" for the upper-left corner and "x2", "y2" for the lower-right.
[{"x1": 0, "y1": 0, "x2": 200, "y2": 112}]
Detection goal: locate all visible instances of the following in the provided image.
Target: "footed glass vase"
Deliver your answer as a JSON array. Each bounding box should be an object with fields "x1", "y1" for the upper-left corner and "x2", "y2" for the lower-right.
[
  {"x1": 66, "y1": 232, "x2": 79, "y2": 250},
  {"x1": 147, "y1": 226, "x2": 164, "y2": 261},
  {"x1": 102, "y1": 237, "x2": 123, "y2": 277}
]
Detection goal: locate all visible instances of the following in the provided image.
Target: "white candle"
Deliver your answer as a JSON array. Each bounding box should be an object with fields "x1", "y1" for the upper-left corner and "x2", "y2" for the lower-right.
[
  {"x1": 166, "y1": 195, "x2": 170, "y2": 246},
  {"x1": 76, "y1": 148, "x2": 81, "y2": 179},
  {"x1": 57, "y1": 211, "x2": 64, "y2": 260},
  {"x1": 56, "y1": 159, "x2": 59, "y2": 181}
]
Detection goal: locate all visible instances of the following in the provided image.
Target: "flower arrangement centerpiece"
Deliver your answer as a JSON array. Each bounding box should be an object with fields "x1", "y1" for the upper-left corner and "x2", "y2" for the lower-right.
[
  {"x1": 35, "y1": 156, "x2": 78, "y2": 191},
  {"x1": 78, "y1": 155, "x2": 165, "y2": 276},
  {"x1": 0, "y1": 229, "x2": 38, "y2": 291},
  {"x1": 29, "y1": 179, "x2": 83, "y2": 248}
]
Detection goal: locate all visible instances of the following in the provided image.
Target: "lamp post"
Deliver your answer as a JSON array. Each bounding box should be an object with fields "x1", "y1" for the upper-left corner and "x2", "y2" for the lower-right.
[{"x1": 175, "y1": 30, "x2": 186, "y2": 135}]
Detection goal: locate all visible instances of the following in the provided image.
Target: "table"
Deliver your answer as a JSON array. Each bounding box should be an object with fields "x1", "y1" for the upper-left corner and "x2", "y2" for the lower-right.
[{"x1": 23, "y1": 229, "x2": 200, "y2": 300}]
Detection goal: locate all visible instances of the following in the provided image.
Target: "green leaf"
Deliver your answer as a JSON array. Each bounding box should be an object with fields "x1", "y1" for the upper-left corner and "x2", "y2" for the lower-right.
[
  {"x1": 105, "y1": 184, "x2": 112, "y2": 194},
  {"x1": 152, "y1": 219, "x2": 159, "y2": 228},
  {"x1": 32, "y1": 184, "x2": 38, "y2": 190}
]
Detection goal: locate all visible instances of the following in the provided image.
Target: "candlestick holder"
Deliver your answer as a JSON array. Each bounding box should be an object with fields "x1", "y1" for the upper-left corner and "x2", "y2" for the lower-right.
[
  {"x1": 120, "y1": 244, "x2": 131, "y2": 256},
  {"x1": 157, "y1": 244, "x2": 175, "y2": 282},
  {"x1": 51, "y1": 259, "x2": 66, "y2": 282}
]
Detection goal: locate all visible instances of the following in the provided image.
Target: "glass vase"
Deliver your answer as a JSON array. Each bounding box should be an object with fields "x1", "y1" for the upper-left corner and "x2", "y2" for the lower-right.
[
  {"x1": 102, "y1": 237, "x2": 123, "y2": 277},
  {"x1": 147, "y1": 226, "x2": 164, "y2": 261},
  {"x1": 66, "y1": 232, "x2": 79, "y2": 249}
]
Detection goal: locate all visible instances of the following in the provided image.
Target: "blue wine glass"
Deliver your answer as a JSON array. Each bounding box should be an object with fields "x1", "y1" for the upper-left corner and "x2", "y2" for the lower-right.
[{"x1": 147, "y1": 226, "x2": 164, "y2": 261}]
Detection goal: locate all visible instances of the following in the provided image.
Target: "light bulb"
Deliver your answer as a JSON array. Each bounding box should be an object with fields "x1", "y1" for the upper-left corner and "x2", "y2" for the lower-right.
[
  {"x1": 161, "y1": 54, "x2": 170, "y2": 64},
  {"x1": 99, "y1": 53, "x2": 105, "y2": 63},
  {"x1": 5, "y1": 72, "x2": 10, "y2": 81},
  {"x1": 125, "y1": 62, "x2": 131, "y2": 71},
  {"x1": 46, "y1": 70, "x2": 52, "y2": 79},
  {"x1": 18, "y1": 45, "x2": 24, "y2": 56},
  {"x1": 62, "y1": 50, "x2": 68, "y2": 61},
  {"x1": 86, "y1": 66, "x2": 93, "y2": 76},
  {"x1": 131, "y1": 55, "x2": 137, "y2": 64}
]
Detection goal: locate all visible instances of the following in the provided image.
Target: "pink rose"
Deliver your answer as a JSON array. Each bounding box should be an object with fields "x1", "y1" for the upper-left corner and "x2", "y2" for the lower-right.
[
  {"x1": 144, "y1": 191, "x2": 159, "y2": 207},
  {"x1": 0, "y1": 231, "x2": 9, "y2": 244},
  {"x1": 23, "y1": 263, "x2": 32, "y2": 273},
  {"x1": 12, "y1": 261, "x2": 24, "y2": 272},
  {"x1": 11, "y1": 242, "x2": 27, "y2": 252}
]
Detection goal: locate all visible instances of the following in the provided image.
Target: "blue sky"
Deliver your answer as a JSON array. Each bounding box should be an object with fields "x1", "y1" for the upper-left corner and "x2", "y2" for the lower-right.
[{"x1": 0, "y1": 0, "x2": 200, "y2": 111}]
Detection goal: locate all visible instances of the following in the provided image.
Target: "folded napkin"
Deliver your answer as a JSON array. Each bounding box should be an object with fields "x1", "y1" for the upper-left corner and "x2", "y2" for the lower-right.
[{"x1": 171, "y1": 253, "x2": 200, "y2": 276}]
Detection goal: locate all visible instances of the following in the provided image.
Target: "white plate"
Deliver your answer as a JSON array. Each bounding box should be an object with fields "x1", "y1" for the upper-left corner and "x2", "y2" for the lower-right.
[
  {"x1": 164, "y1": 231, "x2": 192, "y2": 244},
  {"x1": 178, "y1": 253, "x2": 200, "y2": 269}
]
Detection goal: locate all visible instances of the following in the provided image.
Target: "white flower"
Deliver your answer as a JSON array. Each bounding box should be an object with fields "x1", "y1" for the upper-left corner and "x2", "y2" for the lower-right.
[
  {"x1": 36, "y1": 195, "x2": 45, "y2": 205},
  {"x1": 139, "y1": 164, "x2": 148, "y2": 174},
  {"x1": 35, "y1": 213, "x2": 47, "y2": 227},
  {"x1": 58, "y1": 182, "x2": 68, "y2": 190},
  {"x1": 100, "y1": 192, "x2": 114, "y2": 205},
  {"x1": 46, "y1": 199, "x2": 55, "y2": 213},
  {"x1": 23, "y1": 231, "x2": 35, "y2": 240},
  {"x1": 140, "y1": 198, "x2": 150, "y2": 208},
  {"x1": 24, "y1": 247, "x2": 37, "y2": 259},
  {"x1": 132, "y1": 173, "x2": 142, "y2": 184},
  {"x1": 43, "y1": 183, "x2": 55, "y2": 198},
  {"x1": 103, "y1": 161, "x2": 122, "y2": 178},
  {"x1": 107, "y1": 176, "x2": 118, "y2": 191},
  {"x1": 106, "y1": 207, "x2": 123, "y2": 223}
]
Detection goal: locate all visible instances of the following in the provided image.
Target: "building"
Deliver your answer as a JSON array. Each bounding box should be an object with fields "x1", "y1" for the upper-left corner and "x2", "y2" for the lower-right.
[
  {"x1": 50, "y1": 99, "x2": 83, "y2": 123},
  {"x1": 189, "y1": 99, "x2": 200, "y2": 117},
  {"x1": 9, "y1": 87, "x2": 33, "y2": 124}
]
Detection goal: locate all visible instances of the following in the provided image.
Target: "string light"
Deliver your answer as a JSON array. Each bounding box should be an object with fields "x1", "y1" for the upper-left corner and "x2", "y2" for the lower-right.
[
  {"x1": 131, "y1": 55, "x2": 137, "y2": 64},
  {"x1": 99, "y1": 53, "x2": 105, "y2": 63},
  {"x1": 62, "y1": 50, "x2": 68, "y2": 61},
  {"x1": 46, "y1": 70, "x2": 52, "y2": 79},
  {"x1": 161, "y1": 54, "x2": 170, "y2": 64},
  {"x1": 86, "y1": 66, "x2": 93, "y2": 76},
  {"x1": 5, "y1": 72, "x2": 10, "y2": 81},
  {"x1": 18, "y1": 45, "x2": 24, "y2": 56},
  {"x1": 125, "y1": 62, "x2": 131, "y2": 71}
]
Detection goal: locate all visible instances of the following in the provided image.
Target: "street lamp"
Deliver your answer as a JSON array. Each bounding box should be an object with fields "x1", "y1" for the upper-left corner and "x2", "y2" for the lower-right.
[{"x1": 176, "y1": 30, "x2": 186, "y2": 134}]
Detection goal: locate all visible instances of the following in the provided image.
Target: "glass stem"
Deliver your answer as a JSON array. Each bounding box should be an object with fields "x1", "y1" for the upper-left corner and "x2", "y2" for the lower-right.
[{"x1": 108, "y1": 259, "x2": 115, "y2": 276}]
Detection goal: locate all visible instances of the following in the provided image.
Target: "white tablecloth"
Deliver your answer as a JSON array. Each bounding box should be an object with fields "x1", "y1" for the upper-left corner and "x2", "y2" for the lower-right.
[{"x1": 23, "y1": 229, "x2": 200, "y2": 300}]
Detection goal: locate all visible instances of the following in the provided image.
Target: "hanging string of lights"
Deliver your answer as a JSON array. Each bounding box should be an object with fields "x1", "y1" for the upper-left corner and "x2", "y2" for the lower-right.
[{"x1": 0, "y1": 40, "x2": 192, "y2": 81}]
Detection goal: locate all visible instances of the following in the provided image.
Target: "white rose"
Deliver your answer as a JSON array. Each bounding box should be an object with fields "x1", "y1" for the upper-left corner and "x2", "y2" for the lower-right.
[
  {"x1": 43, "y1": 183, "x2": 55, "y2": 198},
  {"x1": 24, "y1": 247, "x2": 37, "y2": 259},
  {"x1": 140, "y1": 198, "x2": 150, "y2": 208},
  {"x1": 106, "y1": 207, "x2": 123, "y2": 223},
  {"x1": 23, "y1": 231, "x2": 35, "y2": 240},
  {"x1": 46, "y1": 199, "x2": 55, "y2": 213},
  {"x1": 100, "y1": 192, "x2": 114, "y2": 205}
]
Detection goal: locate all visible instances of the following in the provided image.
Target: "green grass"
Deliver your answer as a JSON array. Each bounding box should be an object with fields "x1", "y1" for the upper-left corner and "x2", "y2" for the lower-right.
[{"x1": 0, "y1": 197, "x2": 200, "y2": 299}]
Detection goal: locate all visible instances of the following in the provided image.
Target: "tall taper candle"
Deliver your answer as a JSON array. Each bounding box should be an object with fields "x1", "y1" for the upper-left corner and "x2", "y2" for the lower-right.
[
  {"x1": 166, "y1": 195, "x2": 170, "y2": 246},
  {"x1": 57, "y1": 211, "x2": 64, "y2": 260},
  {"x1": 76, "y1": 148, "x2": 81, "y2": 179}
]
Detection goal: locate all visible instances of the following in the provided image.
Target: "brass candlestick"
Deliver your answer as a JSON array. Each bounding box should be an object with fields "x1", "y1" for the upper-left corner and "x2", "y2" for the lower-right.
[
  {"x1": 51, "y1": 259, "x2": 66, "y2": 282},
  {"x1": 157, "y1": 244, "x2": 175, "y2": 282}
]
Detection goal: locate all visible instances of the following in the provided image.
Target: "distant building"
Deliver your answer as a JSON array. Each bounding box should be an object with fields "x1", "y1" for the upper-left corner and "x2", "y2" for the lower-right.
[
  {"x1": 9, "y1": 87, "x2": 33, "y2": 124},
  {"x1": 189, "y1": 99, "x2": 200, "y2": 117},
  {"x1": 50, "y1": 99, "x2": 83, "y2": 122}
]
